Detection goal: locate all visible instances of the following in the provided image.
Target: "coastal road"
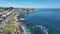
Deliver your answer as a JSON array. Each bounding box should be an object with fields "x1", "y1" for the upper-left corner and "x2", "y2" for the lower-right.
[{"x1": 0, "y1": 9, "x2": 16, "y2": 33}]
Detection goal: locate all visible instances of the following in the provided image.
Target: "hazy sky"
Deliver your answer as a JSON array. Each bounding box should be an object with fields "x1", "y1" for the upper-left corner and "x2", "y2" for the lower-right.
[{"x1": 0, "y1": 0, "x2": 60, "y2": 8}]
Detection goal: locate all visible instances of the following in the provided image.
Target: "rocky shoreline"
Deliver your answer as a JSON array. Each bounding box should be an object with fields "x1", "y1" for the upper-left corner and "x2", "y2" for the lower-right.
[
  {"x1": 0, "y1": 7, "x2": 38, "y2": 34},
  {"x1": 15, "y1": 8, "x2": 38, "y2": 34}
]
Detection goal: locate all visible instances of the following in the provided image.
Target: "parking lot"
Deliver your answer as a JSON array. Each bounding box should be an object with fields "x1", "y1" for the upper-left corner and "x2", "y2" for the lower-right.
[{"x1": 0, "y1": 9, "x2": 14, "y2": 34}]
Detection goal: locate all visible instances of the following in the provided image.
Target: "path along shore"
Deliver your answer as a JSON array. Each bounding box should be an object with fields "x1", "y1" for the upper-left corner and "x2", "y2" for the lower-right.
[
  {"x1": 15, "y1": 13, "x2": 24, "y2": 34},
  {"x1": 2, "y1": 12, "x2": 24, "y2": 34}
]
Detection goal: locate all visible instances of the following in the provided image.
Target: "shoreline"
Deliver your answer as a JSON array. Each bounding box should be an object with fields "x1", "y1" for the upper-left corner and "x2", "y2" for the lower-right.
[
  {"x1": 15, "y1": 12, "x2": 24, "y2": 34},
  {"x1": 15, "y1": 8, "x2": 38, "y2": 34}
]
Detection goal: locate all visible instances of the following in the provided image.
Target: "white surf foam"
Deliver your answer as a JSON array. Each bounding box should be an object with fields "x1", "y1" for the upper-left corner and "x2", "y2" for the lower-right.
[
  {"x1": 21, "y1": 25, "x2": 32, "y2": 34},
  {"x1": 35, "y1": 25, "x2": 49, "y2": 34},
  {"x1": 21, "y1": 24, "x2": 49, "y2": 34}
]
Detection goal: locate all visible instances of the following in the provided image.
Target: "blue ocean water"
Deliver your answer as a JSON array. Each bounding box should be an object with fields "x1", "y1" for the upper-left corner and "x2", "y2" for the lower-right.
[{"x1": 19, "y1": 9, "x2": 60, "y2": 34}]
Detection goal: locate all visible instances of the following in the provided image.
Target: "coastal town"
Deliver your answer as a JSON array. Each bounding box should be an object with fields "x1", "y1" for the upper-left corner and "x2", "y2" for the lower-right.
[{"x1": 0, "y1": 7, "x2": 37, "y2": 34}]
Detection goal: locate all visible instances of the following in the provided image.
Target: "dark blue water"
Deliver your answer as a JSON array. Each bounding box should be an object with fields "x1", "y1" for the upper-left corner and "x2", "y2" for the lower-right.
[{"x1": 19, "y1": 9, "x2": 60, "y2": 34}]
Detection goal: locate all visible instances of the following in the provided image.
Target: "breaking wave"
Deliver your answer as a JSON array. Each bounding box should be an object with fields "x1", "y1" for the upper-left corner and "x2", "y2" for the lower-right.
[
  {"x1": 21, "y1": 25, "x2": 32, "y2": 34},
  {"x1": 35, "y1": 25, "x2": 49, "y2": 34},
  {"x1": 21, "y1": 24, "x2": 49, "y2": 34}
]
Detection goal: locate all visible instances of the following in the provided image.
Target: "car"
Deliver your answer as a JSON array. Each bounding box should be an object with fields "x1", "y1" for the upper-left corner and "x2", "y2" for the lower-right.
[{"x1": 0, "y1": 13, "x2": 2, "y2": 16}]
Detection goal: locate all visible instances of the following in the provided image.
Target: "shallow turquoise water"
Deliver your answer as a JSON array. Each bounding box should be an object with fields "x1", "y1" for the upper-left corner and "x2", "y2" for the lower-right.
[{"x1": 19, "y1": 9, "x2": 60, "y2": 34}]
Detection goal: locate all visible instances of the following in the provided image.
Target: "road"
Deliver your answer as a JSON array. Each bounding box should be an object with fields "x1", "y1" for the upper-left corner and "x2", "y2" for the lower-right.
[
  {"x1": 0, "y1": 9, "x2": 16, "y2": 33},
  {"x1": 0, "y1": 10, "x2": 9, "y2": 15}
]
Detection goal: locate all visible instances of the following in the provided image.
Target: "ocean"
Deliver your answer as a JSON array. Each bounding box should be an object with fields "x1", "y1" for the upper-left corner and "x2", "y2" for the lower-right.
[{"x1": 18, "y1": 9, "x2": 60, "y2": 34}]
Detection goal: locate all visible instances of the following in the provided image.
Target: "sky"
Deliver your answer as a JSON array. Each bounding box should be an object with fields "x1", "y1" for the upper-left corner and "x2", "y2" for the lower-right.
[{"x1": 0, "y1": 0, "x2": 60, "y2": 8}]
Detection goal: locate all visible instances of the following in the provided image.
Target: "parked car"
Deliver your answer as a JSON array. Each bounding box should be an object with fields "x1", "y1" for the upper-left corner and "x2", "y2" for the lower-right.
[
  {"x1": 0, "y1": 13, "x2": 2, "y2": 16},
  {"x1": 0, "y1": 17, "x2": 3, "y2": 22},
  {"x1": 1, "y1": 14, "x2": 7, "y2": 19}
]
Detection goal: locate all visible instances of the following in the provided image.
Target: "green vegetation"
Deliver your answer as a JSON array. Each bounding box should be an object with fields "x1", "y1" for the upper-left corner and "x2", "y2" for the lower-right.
[
  {"x1": 2, "y1": 16, "x2": 16, "y2": 34},
  {"x1": 0, "y1": 7, "x2": 13, "y2": 11},
  {"x1": 4, "y1": 7, "x2": 13, "y2": 11}
]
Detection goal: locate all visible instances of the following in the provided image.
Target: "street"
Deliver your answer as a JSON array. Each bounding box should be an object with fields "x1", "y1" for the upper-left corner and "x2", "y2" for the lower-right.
[{"x1": 0, "y1": 9, "x2": 16, "y2": 33}]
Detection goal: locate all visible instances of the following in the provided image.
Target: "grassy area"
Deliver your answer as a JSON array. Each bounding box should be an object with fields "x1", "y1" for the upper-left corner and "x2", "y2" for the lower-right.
[{"x1": 2, "y1": 15, "x2": 16, "y2": 34}]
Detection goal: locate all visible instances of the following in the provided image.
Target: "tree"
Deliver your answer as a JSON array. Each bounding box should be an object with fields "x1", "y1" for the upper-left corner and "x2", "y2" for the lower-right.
[{"x1": 9, "y1": 7, "x2": 13, "y2": 11}]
